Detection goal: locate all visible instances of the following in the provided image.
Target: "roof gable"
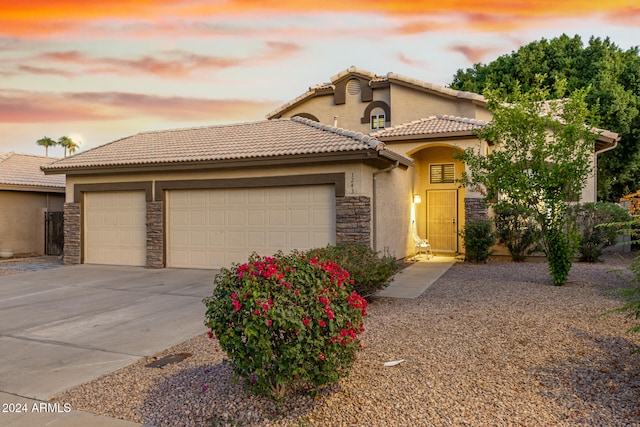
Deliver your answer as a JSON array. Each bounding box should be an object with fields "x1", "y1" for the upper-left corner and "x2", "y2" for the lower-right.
[
  {"x1": 266, "y1": 66, "x2": 487, "y2": 119},
  {"x1": 0, "y1": 152, "x2": 65, "y2": 190},
  {"x1": 43, "y1": 117, "x2": 412, "y2": 175}
]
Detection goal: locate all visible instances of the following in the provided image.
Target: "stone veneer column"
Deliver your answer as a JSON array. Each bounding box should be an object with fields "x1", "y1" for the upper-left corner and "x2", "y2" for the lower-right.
[
  {"x1": 63, "y1": 202, "x2": 81, "y2": 265},
  {"x1": 335, "y1": 196, "x2": 371, "y2": 245},
  {"x1": 146, "y1": 201, "x2": 164, "y2": 268},
  {"x1": 464, "y1": 197, "x2": 489, "y2": 222}
]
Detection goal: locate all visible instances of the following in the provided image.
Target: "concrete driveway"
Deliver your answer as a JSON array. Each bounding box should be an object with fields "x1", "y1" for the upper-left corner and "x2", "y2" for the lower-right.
[{"x1": 0, "y1": 264, "x2": 216, "y2": 402}]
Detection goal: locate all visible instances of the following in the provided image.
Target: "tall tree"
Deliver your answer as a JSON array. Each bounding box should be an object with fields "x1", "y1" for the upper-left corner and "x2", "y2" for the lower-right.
[
  {"x1": 451, "y1": 34, "x2": 640, "y2": 201},
  {"x1": 459, "y1": 79, "x2": 598, "y2": 285},
  {"x1": 58, "y1": 136, "x2": 80, "y2": 158},
  {"x1": 36, "y1": 136, "x2": 57, "y2": 157}
]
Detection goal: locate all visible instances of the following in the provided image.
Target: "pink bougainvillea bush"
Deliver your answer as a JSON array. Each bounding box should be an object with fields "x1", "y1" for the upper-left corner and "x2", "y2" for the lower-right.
[{"x1": 203, "y1": 251, "x2": 367, "y2": 399}]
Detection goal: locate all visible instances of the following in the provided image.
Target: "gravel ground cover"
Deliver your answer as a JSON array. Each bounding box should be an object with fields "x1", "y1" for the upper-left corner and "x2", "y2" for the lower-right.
[{"x1": 48, "y1": 252, "x2": 640, "y2": 426}]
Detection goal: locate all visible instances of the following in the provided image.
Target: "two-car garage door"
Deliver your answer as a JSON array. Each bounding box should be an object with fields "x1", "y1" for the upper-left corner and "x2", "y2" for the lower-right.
[
  {"x1": 83, "y1": 186, "x2": 336, "y2": 268},
  {"x1": 167, "y1": 186, "x2": 336, "y2": 268}
]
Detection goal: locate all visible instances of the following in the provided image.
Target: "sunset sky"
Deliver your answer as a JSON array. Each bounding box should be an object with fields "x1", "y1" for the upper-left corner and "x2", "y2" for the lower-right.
[{"x1": 2, "y1": 1, "x2": 640, "y2": 157}]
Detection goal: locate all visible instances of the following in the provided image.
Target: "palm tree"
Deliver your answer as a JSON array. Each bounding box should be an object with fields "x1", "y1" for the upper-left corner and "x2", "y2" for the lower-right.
[
  {"x1": 58, "y1": 136, "x2": 80, "y2": 158},
  {"x1": 36, "y1": 136, "x2": 57, "y2": 158}
]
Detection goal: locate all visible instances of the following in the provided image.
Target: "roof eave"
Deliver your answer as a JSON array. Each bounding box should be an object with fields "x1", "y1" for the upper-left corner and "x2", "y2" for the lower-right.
[
  {"x1": 43, "y1": 150, "x2": 407, "y2": 176},
  {"x1": 0, "y1": 184, "x2": 65, "y2": 193},
  {"x1": 375, "y1": 130, "x2": 480, "y2": 142}
]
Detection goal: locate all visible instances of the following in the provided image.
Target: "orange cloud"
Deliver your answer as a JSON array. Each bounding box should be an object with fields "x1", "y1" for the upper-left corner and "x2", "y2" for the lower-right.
[
  {"x1": 0, "y1": 89, "x2": 278, "y2": 123},
  {"x1": 1, "y1": 1, "x2": 637, "y2": 37}
]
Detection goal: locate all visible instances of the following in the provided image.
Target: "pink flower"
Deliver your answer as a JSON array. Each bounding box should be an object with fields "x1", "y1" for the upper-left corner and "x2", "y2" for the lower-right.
[
  {"x1": 319, "y1": 353, "x2": 325, "y2": 360},
  {"x1": 232, "y1": 299, "x2": 242, "y2": 312},
  {"x1": 267, "y1": 319, "x2": 273, "y2": 327},
  {"x1": 318, "y1": 320, "x2": 326, "y2": 328},
  {"x1": 231, "y1": 292, "x2": 237, "y2": 299},
  {"x1": 202, "y1": 385, "x2": 208, "y2": 392},
  {"x1": 302, "y1": 318, "x2": 311, "y2": 326}
]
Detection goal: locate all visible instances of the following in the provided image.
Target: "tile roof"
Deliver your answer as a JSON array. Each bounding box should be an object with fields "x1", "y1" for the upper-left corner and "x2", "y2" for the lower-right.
[
  {"x1": 0, "y1": 153, "x2": 65, "y2": 188},
  {"x1": 370, "y1": 115, "x2": 488, "y2": 139},
  {"x1": 43, "y1": 117, "x2": 412, "y2": 172},
  {"x1": 266, "y1": 66, "x2": 486, "y2": 119}
]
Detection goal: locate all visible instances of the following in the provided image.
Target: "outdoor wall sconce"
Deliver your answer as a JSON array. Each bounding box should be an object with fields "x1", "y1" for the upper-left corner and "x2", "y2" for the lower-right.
[{"x1": 413, "y1": 194, "x2": 422, "y2": 204}]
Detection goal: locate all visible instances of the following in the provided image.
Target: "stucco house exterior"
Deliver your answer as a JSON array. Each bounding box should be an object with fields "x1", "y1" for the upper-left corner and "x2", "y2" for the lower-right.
[
  {"x1": 43, "y1": 66, "x2": 619, "y2": 269},
  {"x1": 267, "y1": 67, "x2": 619, "y2": 254},
  {"x1": 0, "y1": 152, "x2": 65, "y2": 256},
  {"x1": 43, "y1": 119, "x2": 413, "y2": 268}
]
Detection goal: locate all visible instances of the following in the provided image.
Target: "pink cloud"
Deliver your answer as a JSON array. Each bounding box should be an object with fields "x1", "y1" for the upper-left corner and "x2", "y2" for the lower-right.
[
  {"x1": 449, "y1": 44, "x2": 503, "y2": 64},
  {"x1": 15, "y1": 42, "x2": 302, "y2": 79},
  {"x1": 0, "y1": 89, "x2": 278, "y2": 123}
]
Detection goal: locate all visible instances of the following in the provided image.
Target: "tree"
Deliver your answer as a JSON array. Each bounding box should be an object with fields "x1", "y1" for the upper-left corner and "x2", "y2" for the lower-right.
[
  {"x1": 58, "y1": 136, "x2": 80, "y2": 158},
  {"x1": 451, "y1": 34, "x2": 640, "y2": 201},
  {"x1": 36, "y1": 136, "x2": 57, "y2": 158},
  {"x1": 458, "y1": 79, "x2": 598, "y2": 285}
]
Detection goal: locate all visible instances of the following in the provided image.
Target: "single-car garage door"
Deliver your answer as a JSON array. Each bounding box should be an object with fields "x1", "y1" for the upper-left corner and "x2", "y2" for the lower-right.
[
  {"x1": 167, "y1": 186, "x2": 335, "y2": 268},
  {"x1": 84, "y1": 191, "x2": 146, "y2": 266}
]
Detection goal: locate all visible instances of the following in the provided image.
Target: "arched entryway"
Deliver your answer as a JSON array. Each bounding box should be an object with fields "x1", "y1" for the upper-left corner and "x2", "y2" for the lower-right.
[{"x1": 410, "y1": 145, "x2": 466, "y2": 254}]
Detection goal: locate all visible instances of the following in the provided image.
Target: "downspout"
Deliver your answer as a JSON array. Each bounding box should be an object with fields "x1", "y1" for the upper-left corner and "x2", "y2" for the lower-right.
[
  {"x1": 595, "y1": 140, "x2": 619, "y2": 201},
  {"x1": 372, "y1": 161, "x2": 399, "y2": 250}
]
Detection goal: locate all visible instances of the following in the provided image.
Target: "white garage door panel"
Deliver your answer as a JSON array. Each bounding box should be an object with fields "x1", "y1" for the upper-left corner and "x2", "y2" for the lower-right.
[
  {"x1": 84, "y1": 191, "x2": 146, "y2": 266},
  {"x1": 168, "y1": 186, "x2": 336, "y2": 269}
]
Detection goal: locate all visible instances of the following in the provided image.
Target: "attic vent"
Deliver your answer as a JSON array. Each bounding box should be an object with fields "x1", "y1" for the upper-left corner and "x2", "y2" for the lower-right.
[{"x1": 347, "y1": 79, "x2": 361, "y2": 96}]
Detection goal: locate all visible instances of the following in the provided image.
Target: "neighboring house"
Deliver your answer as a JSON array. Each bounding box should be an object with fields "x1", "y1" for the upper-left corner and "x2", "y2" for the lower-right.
[
  {"x1": 43, "y1": 119, "x2": 413, "y2": 268},
  {"x1": 0, "y1": 152, "x2": 65, "y2": 256},
  {"x1": 267, "y1": 66, "x2": 619, "y2": 253}
]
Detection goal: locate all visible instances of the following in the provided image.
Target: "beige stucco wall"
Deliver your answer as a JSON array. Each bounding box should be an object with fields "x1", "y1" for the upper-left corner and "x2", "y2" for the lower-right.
[
  {"x1": 389, "y1": 85, "x2": 490, "y2": 123},
  {"x1": 64, "y1": 163, "x2": 373, "y2": 203},
  {"x1": 64, "y1": 160, "x2": 416, "y2": 260},
  {"x1": 367, "y1": 164, "x2": 413, "y2": 258},
  {"x1": 0, "y1": 191, "x2": 64, "y2": 255}
]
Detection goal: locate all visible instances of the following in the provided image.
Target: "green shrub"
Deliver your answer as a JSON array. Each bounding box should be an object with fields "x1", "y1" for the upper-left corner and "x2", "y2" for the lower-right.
[
  {"x1": 547, "y1": 227, "x2": 573, "y2": 286},
  {"x1": 460, "y1": 220, "x2": 496, "y2": 263},
  {"x1": 566, "y1": 202, "x2": 631, "y2": 262},
  {"x1": 493, "y1": 202, "x2": 540, "y2": 262},
  {"x1": 305, "y1": 243, "x2": 398, "y2": 300},
  {"x1": 203, "y1": 251, "x2": 367, "y2": 400}
]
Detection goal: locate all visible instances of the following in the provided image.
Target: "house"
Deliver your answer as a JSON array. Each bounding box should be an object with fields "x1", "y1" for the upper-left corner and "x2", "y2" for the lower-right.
[
  {"x1": 267, "y1": 66, "x2": 619, "y2": 254},
  {"x1": 42, "y1": 67, "x2": 619, "y2": 269},
  {"x1": 43, "y1": 119, "x2": 413, "y2": 268},
  {"x1": 0, "y1": 152, "x2": 65, "y2": 256}
]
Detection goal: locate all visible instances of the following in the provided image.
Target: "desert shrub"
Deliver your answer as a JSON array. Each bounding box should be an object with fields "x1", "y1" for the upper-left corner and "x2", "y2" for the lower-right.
[
  {"x1": 604, "y1": 216, "x2": 640, "y2": 352},
  {"x1": 493, "y1": 202, "x2": 540, "y2": 262},
  {"x1": 203, "y1": 251, "x2": 367, "y2": 399},
  {"x1": 460, "y1": 220, "x2": 496, "y2": 263},
  {"x1": 305, "y1": 243, "x2": 398, "y2": 300},
  {"x1": 566, "y1": 202, "x2": 631, "y2": 262}
]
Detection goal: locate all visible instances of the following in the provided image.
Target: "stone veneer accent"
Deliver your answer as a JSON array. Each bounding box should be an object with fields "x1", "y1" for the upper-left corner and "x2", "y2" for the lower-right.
[
  {"x1": 465, "y1": 197, "x2": 489, "y2": 222},
  {"x1": 146, "y1": 201, "x2": 164, "y2": 268},
  {"x1": 336, "y1": 196, "x2": 371, "y2": 245},
  {"x1": 63, "y1": 202, "x2": 81, "y2": 265}
]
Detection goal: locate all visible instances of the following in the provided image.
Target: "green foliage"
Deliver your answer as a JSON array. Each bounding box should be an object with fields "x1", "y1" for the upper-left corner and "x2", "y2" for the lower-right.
[
  {"x1": 458, "y1": 79, "x2": 596, "y2": 284},
  {"x1": 203, "y1": 251, "x2": 367, "y2": 400},
  {"x1": 460, "y1": 220, "x2": 496, "y2": 263},
  {"x1": 36, "y1": 136, "x2": 57, "y2": 157},
  {"x1": 604, "y1": 219, "x2": 640, "y2": 352},
  {"x1": 547, "y1": 227, "x2": 574, "y2": 285},
  {"x1": 493, "y1": 202, "x2": 540, "y2": 261},
  {"x1": 566, "y1": 202, "x2": 631, "y2": 262},
  {"x1": 450, "y1": 34, "x2": 640, "y2": 201},
  {"x1": 305, "y1": 243, "x2": 398, "y2": 300}
]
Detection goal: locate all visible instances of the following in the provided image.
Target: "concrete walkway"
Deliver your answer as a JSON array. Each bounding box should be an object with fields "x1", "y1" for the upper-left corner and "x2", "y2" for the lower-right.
[{"x1": 376, "y1": 255, "x2": 457, "y2": 298}]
